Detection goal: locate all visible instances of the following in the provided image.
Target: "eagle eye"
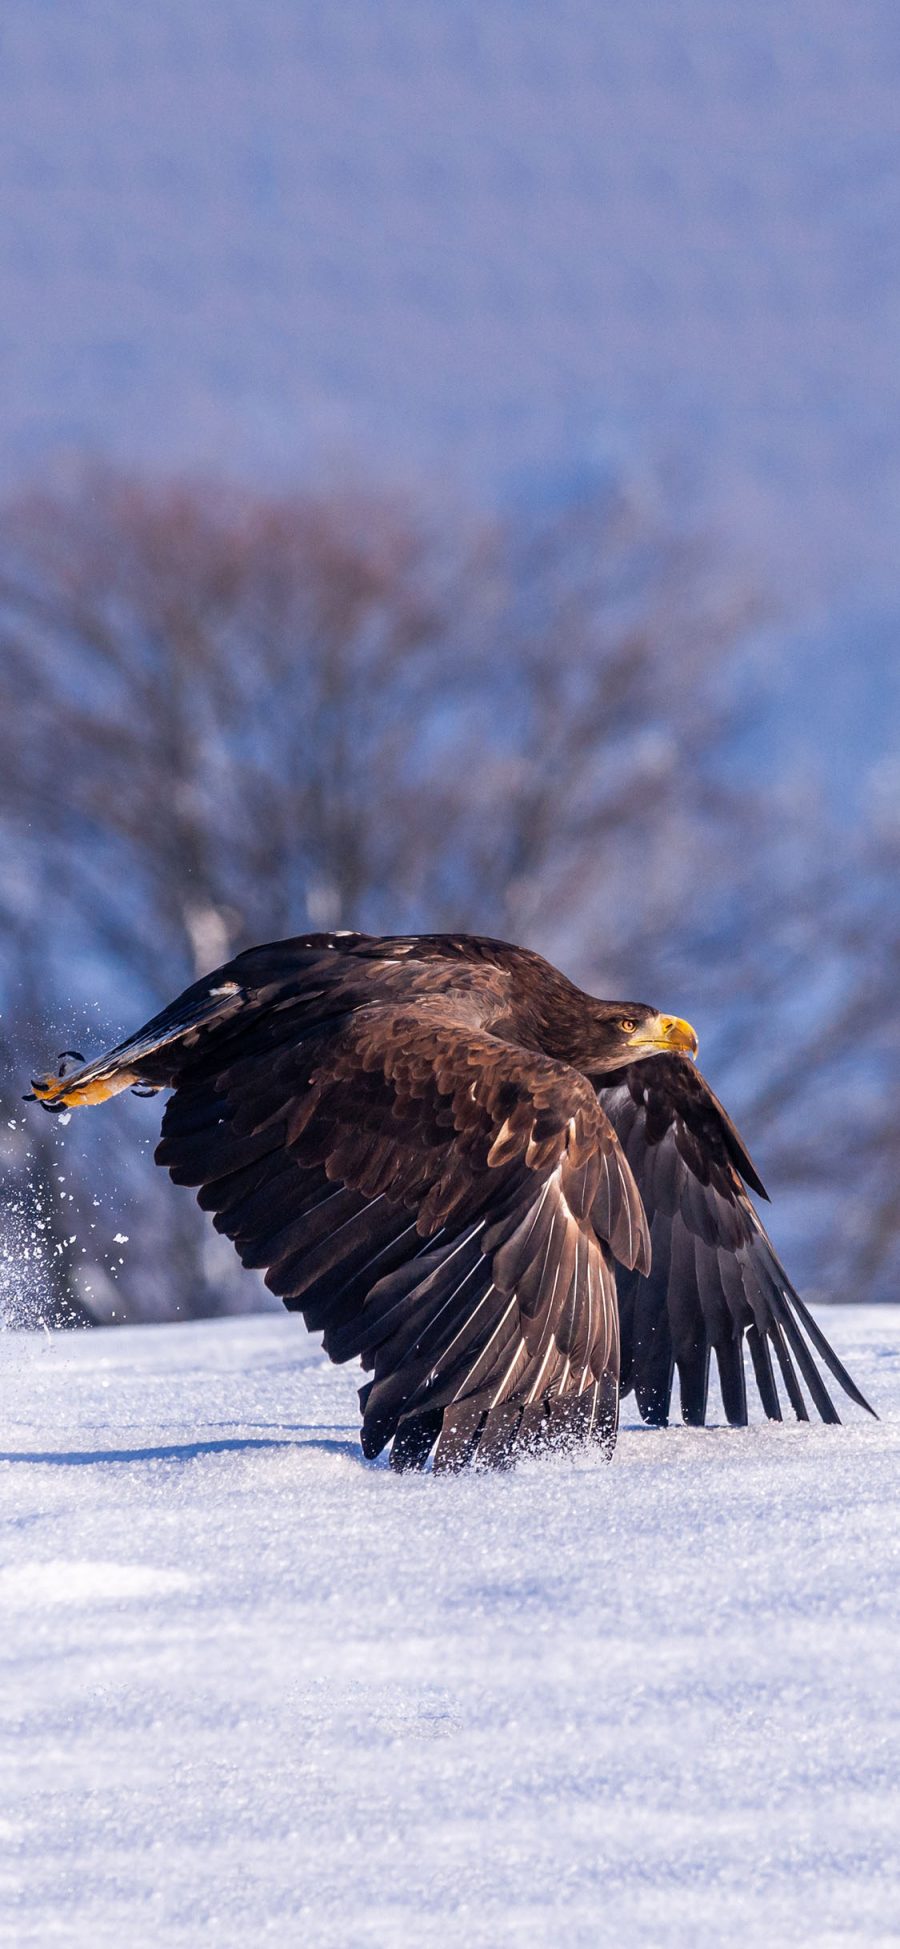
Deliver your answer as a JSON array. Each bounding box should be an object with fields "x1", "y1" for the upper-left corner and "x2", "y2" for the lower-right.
[{"x1": 619, "y1": 1017, "x2": 637, "y2": 1034}]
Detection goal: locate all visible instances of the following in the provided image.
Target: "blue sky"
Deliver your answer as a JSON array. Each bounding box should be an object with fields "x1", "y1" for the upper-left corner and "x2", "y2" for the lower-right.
[{"x1": 2, "y1": 0, "x2": 899, "y2": 781}]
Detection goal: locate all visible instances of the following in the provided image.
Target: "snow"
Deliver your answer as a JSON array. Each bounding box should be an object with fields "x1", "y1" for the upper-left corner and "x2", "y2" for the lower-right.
[{"x1": 2, "y1": 1307, "x2": 899, "y2": 1948}]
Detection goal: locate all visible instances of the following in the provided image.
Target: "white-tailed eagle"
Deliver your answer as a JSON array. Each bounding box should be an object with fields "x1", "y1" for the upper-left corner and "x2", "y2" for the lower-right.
[{"x1": 27, "y1": 932, "x2": 873, "y2": 1468}]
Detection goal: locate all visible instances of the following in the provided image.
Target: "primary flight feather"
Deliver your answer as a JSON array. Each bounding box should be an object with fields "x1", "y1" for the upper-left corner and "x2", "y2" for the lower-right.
[{"x1": 27, "y1": 931, "x2": 873, "y2": 1467}]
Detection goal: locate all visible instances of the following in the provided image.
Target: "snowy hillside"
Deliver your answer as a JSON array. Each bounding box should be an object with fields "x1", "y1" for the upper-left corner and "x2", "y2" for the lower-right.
[{"x1": 2, "y1": 1308, "x2": 898, "y2": 1947}]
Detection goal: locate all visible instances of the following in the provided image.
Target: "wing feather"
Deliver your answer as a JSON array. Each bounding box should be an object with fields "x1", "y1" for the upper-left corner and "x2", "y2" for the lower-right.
[
  {"x1": 123, "y1": 939, "x2": 649, "y2": 1467},
  {"x1": 598, "y1": 1055, "x2": 874, "y2": 1428}
]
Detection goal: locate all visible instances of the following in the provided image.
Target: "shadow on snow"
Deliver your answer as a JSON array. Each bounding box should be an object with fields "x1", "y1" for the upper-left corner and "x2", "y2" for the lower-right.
[{"x1": 0, "y1": 1434, "x2": 364, "y2": 1467}]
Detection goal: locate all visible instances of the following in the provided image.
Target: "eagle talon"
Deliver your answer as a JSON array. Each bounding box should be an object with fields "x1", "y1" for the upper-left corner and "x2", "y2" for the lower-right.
[{"x1": 57, "y1": 1051, "x2": 86, "y2": 1076}]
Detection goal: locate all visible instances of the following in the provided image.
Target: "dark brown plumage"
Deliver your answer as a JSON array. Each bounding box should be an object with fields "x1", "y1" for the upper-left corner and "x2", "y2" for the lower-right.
[{"x1": 28, "y1": 931, "x2": 873, "y2": 1467}]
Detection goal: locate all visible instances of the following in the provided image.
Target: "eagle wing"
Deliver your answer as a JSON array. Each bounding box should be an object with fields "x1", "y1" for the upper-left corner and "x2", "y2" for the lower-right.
[
  {"x1": 597, "y1": 1055, "x2": 874, "y2": 1427},
  {"x1": 47, "y1": 936, "x2": 648, "y2": 1469}
]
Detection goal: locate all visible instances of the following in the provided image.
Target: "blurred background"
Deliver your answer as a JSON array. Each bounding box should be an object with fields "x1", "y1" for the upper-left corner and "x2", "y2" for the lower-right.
[{"x1": 1, "y1": 1, "x2": 899, "y2": 1327}]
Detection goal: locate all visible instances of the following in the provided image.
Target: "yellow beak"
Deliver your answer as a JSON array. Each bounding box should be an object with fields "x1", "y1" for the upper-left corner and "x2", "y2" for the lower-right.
[{"x1": 627, "y1": 1013, "x2": 699, "y2": 1059}]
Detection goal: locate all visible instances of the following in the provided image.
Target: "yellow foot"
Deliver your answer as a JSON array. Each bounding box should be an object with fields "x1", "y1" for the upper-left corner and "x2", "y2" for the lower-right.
[{"x1": 26, "y1": 1064, "x2": 139, "y2": 1111}]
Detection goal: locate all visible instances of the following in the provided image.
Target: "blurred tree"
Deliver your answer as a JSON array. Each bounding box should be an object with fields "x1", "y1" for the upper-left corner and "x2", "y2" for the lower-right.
[
  {"x1": 743, "y1": 780, "x2": 900, "y2": 1303},
  {"x1": 0, "y1": 468, "x2": 779, "y2": 1322}
]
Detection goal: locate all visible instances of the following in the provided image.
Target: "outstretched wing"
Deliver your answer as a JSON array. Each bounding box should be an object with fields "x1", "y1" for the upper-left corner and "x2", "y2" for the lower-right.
[
  {"x1": 34, "y1": 936, "x2": 649, "y2": 1468},
  {"x1": 162, "y1": 998, "x2": 648, "y2": 1469},
  {"x1": 597, "y1": 1055, "x2": 874, "y2": 1428}
]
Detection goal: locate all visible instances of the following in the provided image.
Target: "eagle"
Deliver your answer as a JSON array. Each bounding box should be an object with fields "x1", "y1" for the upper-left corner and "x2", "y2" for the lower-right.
[{"x1": 27, "y1": 931, "x2": 872, "y2": 1468}]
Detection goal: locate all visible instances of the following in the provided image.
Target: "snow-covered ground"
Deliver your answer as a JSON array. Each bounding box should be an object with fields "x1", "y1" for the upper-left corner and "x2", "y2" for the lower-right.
[{"x1": 2, "y1": 1307, "x2": 899, "y2": 1948}]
